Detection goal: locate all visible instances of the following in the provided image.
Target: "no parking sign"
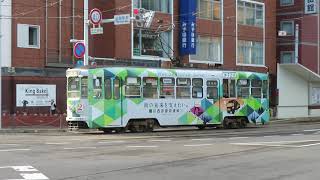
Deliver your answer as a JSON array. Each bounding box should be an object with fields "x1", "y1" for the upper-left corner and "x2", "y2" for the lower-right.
[{"x1": 73, "y1": 42, "x2": 85, "y2": 59}]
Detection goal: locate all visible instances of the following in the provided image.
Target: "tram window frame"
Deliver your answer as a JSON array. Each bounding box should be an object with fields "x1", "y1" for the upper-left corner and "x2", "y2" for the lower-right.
[
  {"x1": 114, "y1": 78, "x2": 121, "y2": 100},
  {"x1": 262, "y1": 80, "x2": 268, "y2": 98},
  {"x1": 176, "y1": 78, "x2": 191, "y2": 99},
  {"x1": 93, "y1": 76, "x2": 103, "y2": 99},
  {"x1": 207, "y1": 80, "x2": 218, "y2": 99},
  {"x1": 192, "y1": 78, "x2": 203, "y2": 98},
  {"x1": 143, "y1": 77, "x2": 158, "y2": 99},
  {"x1": 160, "y1": 77, "x2": 175, "y2": 98},
  {"x1": 104, "y1": 78, "x2": 112, "y2": 99},
  {"x1": 67, "y1": 77, "x2": 81, "y2": 98},
  {"x1": 251, "y1": 79, "x2": 262, "y2": 98},
  {"x1": 81, "y1": 77, "x2": 88, "y2": 98},
  {"x1": 125, "y1": 77, "x2": 141, "y2": 98},
  {"x1": 237, "y1": 79, "x2": 250, "y2": 98}
]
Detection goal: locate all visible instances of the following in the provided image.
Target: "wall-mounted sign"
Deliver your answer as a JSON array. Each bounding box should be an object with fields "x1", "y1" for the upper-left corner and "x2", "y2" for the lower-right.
[
  {"x1": 179, "y1": 0, "x2": 197, "y2": 55},
  {"x1": 16, "y1": 84, "x2": 56, "y2": 107},
  {"x1": 305, "y1": 0, "x2": 317, "y2": 14}
]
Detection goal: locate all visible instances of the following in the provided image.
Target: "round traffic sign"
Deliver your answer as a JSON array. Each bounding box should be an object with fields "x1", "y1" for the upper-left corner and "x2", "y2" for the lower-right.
[
  {"x1": 73, "y1": 42, "x2": 86, "y2": 59},
  {"x1": 89, "y1": 8, "x2": 102, "y2": 25}
]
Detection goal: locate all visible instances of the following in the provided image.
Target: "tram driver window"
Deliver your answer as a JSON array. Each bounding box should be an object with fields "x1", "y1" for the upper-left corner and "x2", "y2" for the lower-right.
[
  {"x1": 176, "y1": 78, "x2": 191, "y2": 98},
  {"x1": 143, "y1": 77, "x2": 158, "y2": 98},
  {"x1": 93, "y1": 76, "x2": 102, "y2": 99},
  {"x1": 251, "y1": 79, "x2": 262, "y2": 98},
  {"x1": 125, "y1": 77, "x2": 141, "y2": 98},
  {"x1": 192, "y1": 78, "x2": 203, "y2": 98},
  {"x1": 237, "y1": 79, "x2": 250, "y2": 98},
  {"x1": 160, "y1": 77, "x2": 175, "y2": 98}
]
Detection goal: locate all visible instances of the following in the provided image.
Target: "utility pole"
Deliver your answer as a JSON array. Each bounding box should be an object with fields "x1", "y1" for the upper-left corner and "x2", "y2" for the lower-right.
[
  {"x1": 84, "y1": 0, "x2": 89, "y2": 66},
  {"x1": 295, "y1": 23, "x2": 299, "y2": 64}
]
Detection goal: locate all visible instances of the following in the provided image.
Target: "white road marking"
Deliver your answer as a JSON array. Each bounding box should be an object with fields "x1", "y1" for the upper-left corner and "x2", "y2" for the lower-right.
[
  {"x1": 63, "y1": 147, "x2": 97, "y2": 150},
  {"x1": 263, "y1": 135, "x2": 280, "y2": 138},
  {"x1": 291, "y1": 134, "x2": 304, "y2": 136},
  {"x1": 10, "y1": 166, "x2": 38, "y2": 172},
  {"x1": 20, "y1": 173, "x2": 49, "y2": 180},
  {"x1": 191, "y1": 138, "x2": 213, "y2": 141},
  {"x1": 0, "y1": 149, "x2": 31, "y2": 152},
  {"x1": 98, "y1": 140, "x2": 126, "y2": 144},
  {"x1": 0, "y1": 144, "x2": 18, "y2": 146},
  {"x1": 184, "y1": 144, "x2": 212, "y2": 147},
  {"x1": 149, "y1": 139, "x2": 172, "y2": 142},
  {"x1": 229, "y1": 137, "x2": 249, "y2": 140},
  {"x1": 127, "y1": 145, "x2": 158, "y2": 148},
  {"x1": 0, "y1": 166, "x2": 49, "y2": 180},
  {"x1": 230, "y1": 140, "x2": 320, "y2": 148},
  {"x1": 304, "y1": 129, "x2": 320, "y2": 132},
  {"x1": 313, "y1": 131, "x2": 320, "y2": 135},
  {"x1": 45, "y1": 142, "x2": 69, "y2": 145}
]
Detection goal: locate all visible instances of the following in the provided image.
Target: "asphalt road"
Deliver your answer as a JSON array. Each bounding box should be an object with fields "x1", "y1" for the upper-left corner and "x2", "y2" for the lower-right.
[{"x1": 1, "y1": 123, "x2": 320, "y2": 180}]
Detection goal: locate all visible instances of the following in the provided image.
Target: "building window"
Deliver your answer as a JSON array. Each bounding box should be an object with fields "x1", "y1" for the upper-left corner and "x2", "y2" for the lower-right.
[
  {"x1": 191, "y1": 36, "x2": 221, "y2": 63},
  {"x1": 134, "y1": 0, "x2": 172, "y2": 13},
  {"x1": 280, "y1": 21, "x2": 294, "y2": 36},
  {"x1": 280, "y1": 0, "x2": 294, "y2": 6},
  {"x1": 238, "y1": 40, "x2": 264, "y2": 65},
  {"x1": 17, "y1": 24, "x2": 40, "y2": 48},
  {"x1": 280, "y1": 51, "x2": 295, "y2": 63},
  {"x1": 133, "y1": 29, "x2": 172, "y2": 58},
  {"x1": 238, "y1": 1, "x2": 264, "y2": 27},
  {"x1": 197, "y1": 0, "x2": 221, "y2": 20}
]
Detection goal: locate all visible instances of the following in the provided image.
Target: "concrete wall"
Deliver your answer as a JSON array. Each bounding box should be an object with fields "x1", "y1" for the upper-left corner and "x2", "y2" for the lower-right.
[
  {"x1": 277, "y1": 64, "x2": 309, "y2": 118},
  {"x1": 0, "y1": 0, "x2": 12, "y2": 67}
]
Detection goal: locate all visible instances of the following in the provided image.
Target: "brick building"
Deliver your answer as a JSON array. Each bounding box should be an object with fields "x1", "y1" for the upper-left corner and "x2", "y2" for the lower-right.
[
  {"x1": 277, "y1": 0, "x2": 320, "y2": 118},
  {"x1": 0, "y1": 0, "x2": 276, "y2": 127}
]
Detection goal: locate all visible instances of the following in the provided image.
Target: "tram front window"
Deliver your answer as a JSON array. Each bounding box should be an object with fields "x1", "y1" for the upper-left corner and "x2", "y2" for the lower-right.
[{"x1": 68, "y1": 77, "x2": 81, "y2": 98}]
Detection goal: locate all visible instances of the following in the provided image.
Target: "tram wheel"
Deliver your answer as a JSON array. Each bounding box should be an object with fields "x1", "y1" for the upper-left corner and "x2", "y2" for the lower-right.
[{"x1": 102, "y1": 129, "x2": 113, "y2": 134}]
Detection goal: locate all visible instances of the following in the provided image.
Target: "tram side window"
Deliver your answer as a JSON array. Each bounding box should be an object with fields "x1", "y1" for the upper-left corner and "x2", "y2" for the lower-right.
[
  {"x1": 160, "y1": 77, "x2": 175, "y2": 98},
  {"x1": 125, "y1": 77, "x2": 141, "y2": 97},
  {"x1": 114, "y1": 78, "x2": 120, "y2": 100},
  {"x1": 93, "y1": 77, "x2": 102, "y2": 99},
  {"x1": 81, "y1": 77, "x2": 88, "y2": 98},
  {"x1": 176, "y1": 78, "x2": 191, "y2": 98},
  {"x1": 143, "y1": 77, "x2": 158, "y2": 98},
  {"x1": 223, "y1": 79, "x2": 229, "y2": 98},
  {"x1": 207, "y1": 80, "x2": 218, "y2": 99},
  {"x1": 262, "y1": 80, "x2": 268, "y2": 98},
  {"x1": 192, "y1": 78, "x2": 203, "y2": 98},
  {"x1": 251, "y1": 79, "x2": 262, "y2": 98},
  {"x1": 237, "y1": 79, "x2": 250, "y2": 98},
  {"x1": 68, "y1": 77, "x2": 80, "y2": 98},
  {"x1": 104, "y1": 78, "x2": 112, "y2": 99}
]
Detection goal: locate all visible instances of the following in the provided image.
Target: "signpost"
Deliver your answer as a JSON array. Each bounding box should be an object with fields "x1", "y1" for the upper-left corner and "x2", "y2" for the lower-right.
[
  {"x1": 90, "y1": 27, "x2": 104, "y2": 35},
  {"x1": 73, "y1": 42, "x2": 86, "y2": 59}
]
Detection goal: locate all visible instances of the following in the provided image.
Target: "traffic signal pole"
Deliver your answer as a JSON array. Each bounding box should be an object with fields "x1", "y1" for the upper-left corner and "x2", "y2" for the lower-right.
[{"x1": 84, "y1": 0, "x2": 89, "y2": 66}]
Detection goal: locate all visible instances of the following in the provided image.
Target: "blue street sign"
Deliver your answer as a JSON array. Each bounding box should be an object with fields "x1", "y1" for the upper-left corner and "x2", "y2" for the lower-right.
[
  {"x1": 179, "y1": 0, "x2": 197, "y2": 55},
  {"x1": 74, "y1": 42, "x2": 86, "y2": 59}
]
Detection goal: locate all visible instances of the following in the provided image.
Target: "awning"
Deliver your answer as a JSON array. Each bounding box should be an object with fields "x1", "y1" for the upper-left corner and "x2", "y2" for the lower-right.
[{"x1": 279, "y1": 63, "x2": 320, "y2": 82}]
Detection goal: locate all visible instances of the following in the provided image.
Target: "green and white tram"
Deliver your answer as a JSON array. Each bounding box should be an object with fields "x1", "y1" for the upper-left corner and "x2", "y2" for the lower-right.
[{"x1": 66, "y1": 67, "x2": 269, "y2": 132}]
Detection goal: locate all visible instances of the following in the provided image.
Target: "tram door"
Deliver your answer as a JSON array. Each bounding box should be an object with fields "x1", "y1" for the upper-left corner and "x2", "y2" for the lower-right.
[
  {"x1": 104, "y1": 77, "x2": 122, "y2": 126},
  {"x1": 206, "y1": 79, "x2": 221, "y2": 123}
]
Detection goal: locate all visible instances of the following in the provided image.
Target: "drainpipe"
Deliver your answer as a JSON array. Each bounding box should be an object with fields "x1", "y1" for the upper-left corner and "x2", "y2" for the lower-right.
[
  {"x1": 72, "y1": 0, "x2": 75, "y2": 63},
  {"x1": 59, "y1": 0, "x2": 62, "y2": 63},
  {"x1": 294, "y1": 24, "x2": 299, "y2": 64},
  {"x1": 46, "y1": 0, "x2": 48, "y2": 65}
]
